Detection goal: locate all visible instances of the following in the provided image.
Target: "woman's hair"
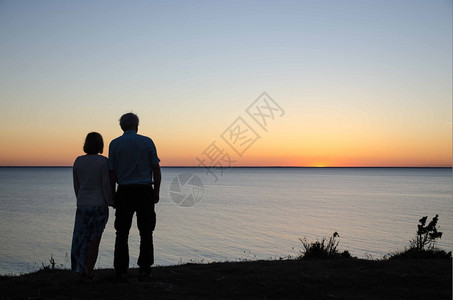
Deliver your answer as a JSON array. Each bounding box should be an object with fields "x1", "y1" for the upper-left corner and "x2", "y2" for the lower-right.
[{"x1": 83, "y1": 132, "x2": 104, "y2": 154}]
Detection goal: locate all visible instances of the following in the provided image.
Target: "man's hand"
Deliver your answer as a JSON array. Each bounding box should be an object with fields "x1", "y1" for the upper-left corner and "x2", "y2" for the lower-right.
[
  {"x1": 152, "y1": 164, "x2": 161, "y2": 204},
  {"x1": 153, "y1": 190, "x2": 160, "y2": 204}
]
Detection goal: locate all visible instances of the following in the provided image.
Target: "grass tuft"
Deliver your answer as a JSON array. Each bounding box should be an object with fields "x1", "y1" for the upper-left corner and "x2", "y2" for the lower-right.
[{"x1": 298, "y1": 232, "x2": 351, "y2": 260}]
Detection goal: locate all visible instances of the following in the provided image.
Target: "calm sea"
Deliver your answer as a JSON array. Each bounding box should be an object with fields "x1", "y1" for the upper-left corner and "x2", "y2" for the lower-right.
[{"x1": 0, "y1": 167, "x2": 452, "y2": 275}]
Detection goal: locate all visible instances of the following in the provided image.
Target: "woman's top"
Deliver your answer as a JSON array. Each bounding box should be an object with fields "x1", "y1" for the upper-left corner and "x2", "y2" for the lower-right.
[{"x1": 73, "y1": 154, "x2": 113, "y2": 207}]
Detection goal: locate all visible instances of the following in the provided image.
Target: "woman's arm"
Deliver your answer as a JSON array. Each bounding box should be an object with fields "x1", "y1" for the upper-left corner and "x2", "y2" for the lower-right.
[
  {"x1": 73, "y1": 160, "x2": 80, "y2": 198},
  {"x1": 102, "y1": 158, "x2": 114, "y2": 206}
]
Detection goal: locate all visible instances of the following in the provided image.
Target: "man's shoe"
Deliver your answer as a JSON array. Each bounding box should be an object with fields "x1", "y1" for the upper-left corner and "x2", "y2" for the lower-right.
[{"x1": 115, "y1": 273, "x2": 128, "y2": 283}]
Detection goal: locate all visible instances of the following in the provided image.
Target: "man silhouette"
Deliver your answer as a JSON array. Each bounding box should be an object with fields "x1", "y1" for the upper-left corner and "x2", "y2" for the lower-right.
[{"x1": 109, "y1": 112, "x2": 161, "y2": 282}]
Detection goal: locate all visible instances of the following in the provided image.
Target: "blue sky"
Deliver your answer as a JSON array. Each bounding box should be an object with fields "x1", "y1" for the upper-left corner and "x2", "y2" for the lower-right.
[{"x1": 0, "y1": 0, "x2": 451, "y2": 166}]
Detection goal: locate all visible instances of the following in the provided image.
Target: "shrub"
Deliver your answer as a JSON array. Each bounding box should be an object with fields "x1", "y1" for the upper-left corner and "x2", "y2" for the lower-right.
[
  {"x1": 299, "y1": 232, "x2": 351, "y2": 260},
  {"x1": 412, "y1": 215, "x2": 443, "y2": 251},
  {"x1": 390, "y1": 215, "x2": 451, "y2": 259}
]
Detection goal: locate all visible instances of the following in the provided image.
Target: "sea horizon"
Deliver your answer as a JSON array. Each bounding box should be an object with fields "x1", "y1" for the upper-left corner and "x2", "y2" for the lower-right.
[{"x1": 0, "y1": 166, "x2": 451, "y2": 169}]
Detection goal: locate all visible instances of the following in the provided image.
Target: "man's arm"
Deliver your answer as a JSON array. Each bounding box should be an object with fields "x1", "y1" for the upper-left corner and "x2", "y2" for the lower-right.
[
  {"x1": 109, "y1": 170, "x2": 116, "y2": 196},
  {"x1": 152, "y1": 164, "x2": 161, "y2": 203},
  {"x1": 108, "y1": 141, "x2": 116, "y2": 196}
]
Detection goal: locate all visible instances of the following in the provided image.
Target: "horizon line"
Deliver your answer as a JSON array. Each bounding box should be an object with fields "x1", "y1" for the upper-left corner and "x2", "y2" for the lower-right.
[{"x1": 0, "y1": 165, "x2": 451, "y2": 169}]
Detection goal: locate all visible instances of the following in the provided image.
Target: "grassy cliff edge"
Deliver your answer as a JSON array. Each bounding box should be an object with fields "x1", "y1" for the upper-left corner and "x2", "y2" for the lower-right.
[{"x1": 1, "y1": 258, "x2": 451, "y2": 299}]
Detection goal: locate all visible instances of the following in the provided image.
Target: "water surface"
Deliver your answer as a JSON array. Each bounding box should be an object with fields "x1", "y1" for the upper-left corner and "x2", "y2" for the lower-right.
[{"x1": 0, "y1": 167, "x2": 451, "y2": 275}]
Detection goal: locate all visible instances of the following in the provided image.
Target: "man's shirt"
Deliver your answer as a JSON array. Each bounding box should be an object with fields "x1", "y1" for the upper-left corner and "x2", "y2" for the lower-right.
[{"x1": 108, "y1": 130, "x2": 160, "y2": 185}]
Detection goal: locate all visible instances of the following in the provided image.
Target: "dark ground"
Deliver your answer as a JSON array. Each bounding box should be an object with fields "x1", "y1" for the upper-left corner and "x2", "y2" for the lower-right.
[{"x1": 1, "y1": 258, "x2": 451, "y2": 299}]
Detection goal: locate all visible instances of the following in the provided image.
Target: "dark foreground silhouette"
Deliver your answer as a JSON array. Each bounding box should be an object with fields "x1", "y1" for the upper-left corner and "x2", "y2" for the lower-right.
[{"x1": 1, "y1": 258, "x2": 451, "y2": 299}]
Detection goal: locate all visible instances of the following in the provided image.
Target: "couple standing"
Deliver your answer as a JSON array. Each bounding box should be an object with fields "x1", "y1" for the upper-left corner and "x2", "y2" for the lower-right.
[{"x1": 71, "y1": 112, "x2": 161, "y2": 282}]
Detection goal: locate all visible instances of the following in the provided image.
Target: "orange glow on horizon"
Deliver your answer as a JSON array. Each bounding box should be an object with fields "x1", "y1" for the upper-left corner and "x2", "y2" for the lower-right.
[{"x1": 0, "y1": 125, "x2": 451, "y2": 167}]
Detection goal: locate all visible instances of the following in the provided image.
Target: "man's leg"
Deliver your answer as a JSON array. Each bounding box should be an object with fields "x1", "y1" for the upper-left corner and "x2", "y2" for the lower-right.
[
  {"x1": 136, "y1": 201, "x2": 156, "y2": 276},
  {"x1": 114, "y1": 194, "x2": 134, "y2": 276}
]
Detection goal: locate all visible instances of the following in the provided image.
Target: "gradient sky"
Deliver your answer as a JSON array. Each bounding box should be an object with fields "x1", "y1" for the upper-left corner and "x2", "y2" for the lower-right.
[{"x1": 0, "y1": 0, "x2": 451, "y2": 167}]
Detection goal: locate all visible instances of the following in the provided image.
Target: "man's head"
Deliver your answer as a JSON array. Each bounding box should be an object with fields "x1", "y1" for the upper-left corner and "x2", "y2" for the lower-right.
[{"x1": 120, "y1": 113, "x2": 139, "y2": 132}]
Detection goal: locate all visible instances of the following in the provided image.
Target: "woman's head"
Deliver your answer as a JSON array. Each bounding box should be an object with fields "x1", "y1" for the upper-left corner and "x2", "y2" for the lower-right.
[{"x1": 83, "y1": 132, "x2": 104, "y2": 154}]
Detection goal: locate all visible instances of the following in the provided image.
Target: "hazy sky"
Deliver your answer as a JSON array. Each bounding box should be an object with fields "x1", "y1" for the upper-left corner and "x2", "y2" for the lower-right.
[{"x1": 0, "y1": 0, "x2": 451, "y2": 166}]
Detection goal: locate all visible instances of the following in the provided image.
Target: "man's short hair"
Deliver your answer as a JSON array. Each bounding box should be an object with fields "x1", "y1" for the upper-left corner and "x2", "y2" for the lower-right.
[
  {"x1": 120, "y1": 113, "x2": 139, "y2": 131},
  {"x1": 83, "y1": 132, "x2": 104, "y2": 154}
]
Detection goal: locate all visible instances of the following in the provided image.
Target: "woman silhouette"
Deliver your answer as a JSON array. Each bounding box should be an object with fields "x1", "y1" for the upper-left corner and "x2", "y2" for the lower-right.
[{"x1": 71, "y1": 132, "x2": 113, "y2": 281}]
